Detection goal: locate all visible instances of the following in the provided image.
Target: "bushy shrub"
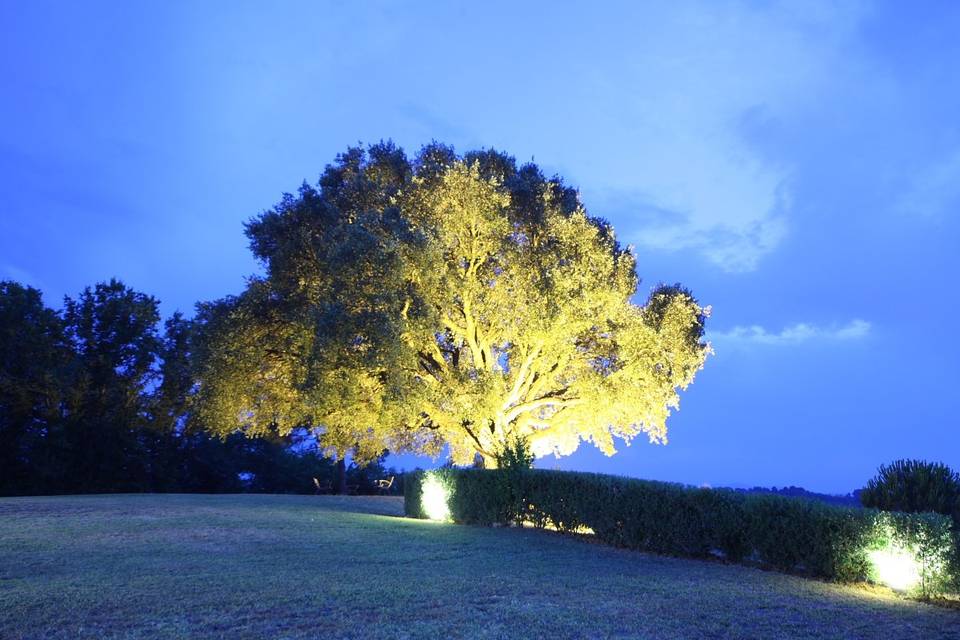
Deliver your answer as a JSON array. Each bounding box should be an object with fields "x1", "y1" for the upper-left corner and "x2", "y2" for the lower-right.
[
  {"x1": 612, "y1": 479, "x2": 712, "y2": 556},
  {"x1": 953, "y1": 530, "x2": 960, "y2": 593},
  {"x1": 697, "y1": 488, "x2": 752, "y2": 562},
  {"x1": 405, "y1": 468, "x2": 958, "y2": 594},
  {"x1": 404, "y1": 468, "x2": 514, "y2": 524},
  {"x1": 860, "y1": 459, "x2": 960, "y2": 527},
  {"x1": 871, "y1": 511, "x2": 957, "y2": 598},
  {"x1": 805, "y1": 504, "x2": 878, "y2": 581},
  {"x1": 492, "y1": 436, "x2": 535, "y2": 524},
  {"x1": 745, "y1": 494, "x2": 808, "y2": 571},
  {"x1": 859, "y1": 459, "x2": 960, "y2": 595},
  {"x1": 413, "y1": 470, "x2": 732, "y2": 558},
  {"x1": 494, "y1": 435, "x2": 535, "y2": 471},
  {"x1": 518, "y1": 469, "x2": 590, "y2": 532},
  {"x1": 403, "y1": 470, "x2": 425, "y2": 519},
  {"x1": 448, "y1": 469, "x2": 513, "y2": 525}
]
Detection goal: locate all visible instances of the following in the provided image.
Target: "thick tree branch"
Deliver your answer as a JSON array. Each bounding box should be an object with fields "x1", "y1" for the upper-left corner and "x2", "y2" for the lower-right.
[
  {"x1": 503, "y1": 389, "x2": 581, "y2": 425},
  {"x1": 504, "y1": 342, "x2": 543, "y2": 409},
  {"x1": 461, "y1": 421, "x2": 493, "y2": 459}
]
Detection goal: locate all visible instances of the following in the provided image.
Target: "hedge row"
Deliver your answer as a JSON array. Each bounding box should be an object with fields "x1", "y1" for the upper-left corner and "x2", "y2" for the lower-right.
[{"x1": 404, "y1": 468, "x2": 958, "y2": 596}]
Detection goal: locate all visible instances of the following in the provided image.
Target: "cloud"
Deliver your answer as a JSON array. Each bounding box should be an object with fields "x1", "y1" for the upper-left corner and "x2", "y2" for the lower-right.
[
  {"x1": 896, "y1": 149, "x2": 960, "y2": 219},
  {"x1": 710, "y1": 319, "x2": 871, "y2": 346},
  {"x1": 565, "y1": 2, "x2": 870, "y2": 272}
]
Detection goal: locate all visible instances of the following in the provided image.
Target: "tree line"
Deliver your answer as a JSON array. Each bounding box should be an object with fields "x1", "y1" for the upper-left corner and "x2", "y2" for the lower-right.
[{"x1": 0, "y1": 279, "x2": 391, "y2": 496}]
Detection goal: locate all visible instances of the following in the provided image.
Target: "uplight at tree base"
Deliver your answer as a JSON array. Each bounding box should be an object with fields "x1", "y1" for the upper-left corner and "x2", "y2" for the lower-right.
[
  {"x1": 867, "y1": 544, "x2": 922, "y2": 592},
  {"x1": 421, "y1": 474, "x2": 451, "y2": 521}
]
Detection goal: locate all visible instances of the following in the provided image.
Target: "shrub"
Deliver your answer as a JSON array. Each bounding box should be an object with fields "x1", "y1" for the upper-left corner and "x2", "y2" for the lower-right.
[
  {"x1": 494, "y1": 435, "x2": 535, "y2": 471},
  {"x1": 404, "y1": 468, "x2": 958, "y2": 594},
  {"x1": 448, "y1": 469, "x2": 513, "y2": 525},
  {"x1": 403, "y1": 470, "x2": 425, "y2": 519},
  {"x1": 860, "y1": 459, "x2": 960, "y2": 527},
  {"x1": 615, "y1": 479, "x2": 712, "y2": 556},
  {"x1": 741, "y1": 494, "x2": 870, "y2": 579},
  {"x1": 859, "y1": 459, "x2": 960, "y2": 595},
  {"x1": 697, "y1": 488, "x2": 751, "y2": 562},
  {"x1": 519, "y1": 469, "x2": 590, "y2": 532},
  {"x1": 871, "y1": 511, "x2": 957, "y2": 599},
  {"x1": 492, "y1": 436, "x2": 535, "y2": 524},
  {"x1": 404, "y1": 468, "x2": 514, "y2": 524},
  {"x1": 953, "y1": 530, "x2": 960, "y2": 593},
  {"x1": 747, "y1": 494, "x2": 813, "y2": 572}
]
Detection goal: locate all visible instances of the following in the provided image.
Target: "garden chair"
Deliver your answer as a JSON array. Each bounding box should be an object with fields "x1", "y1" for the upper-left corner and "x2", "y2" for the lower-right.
[{"x1": 373, "y1": 475, "x2": 394, "y2": 495}]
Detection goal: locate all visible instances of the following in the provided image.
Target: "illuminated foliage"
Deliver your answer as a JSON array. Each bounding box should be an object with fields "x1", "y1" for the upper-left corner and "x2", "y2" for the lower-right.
[
  {"x1": 195, "y1": 142, "x2": 710, "y2": 465},
  {"x1": 869, "y1": 511, "x2": 956, "y2": 596}
]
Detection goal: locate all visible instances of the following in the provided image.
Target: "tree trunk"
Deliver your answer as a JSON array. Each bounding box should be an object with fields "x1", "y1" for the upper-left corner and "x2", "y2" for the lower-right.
[
  {"x1": 335, "y1": 458, "x2": 347, "y2": 495},
  {"x1": 479, "y1": 452, "x2": 499, "y2": 469}
]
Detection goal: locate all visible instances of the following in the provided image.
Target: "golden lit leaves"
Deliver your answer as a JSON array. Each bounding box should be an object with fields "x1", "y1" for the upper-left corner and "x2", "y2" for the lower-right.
[{"x1": 196, "y1": 145, "x2": 709, "y2": 466}]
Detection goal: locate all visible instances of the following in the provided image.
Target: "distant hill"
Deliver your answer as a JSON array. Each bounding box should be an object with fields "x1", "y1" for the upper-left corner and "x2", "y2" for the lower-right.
[{"x1": 734, "y1": 486, "x2": 863, "y2": 507}]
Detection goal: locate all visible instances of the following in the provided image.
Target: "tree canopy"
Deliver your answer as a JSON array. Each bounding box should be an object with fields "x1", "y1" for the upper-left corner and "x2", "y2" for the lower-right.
[{"x1": 196, "y1": 142, "x2": 711, "y2": 466}]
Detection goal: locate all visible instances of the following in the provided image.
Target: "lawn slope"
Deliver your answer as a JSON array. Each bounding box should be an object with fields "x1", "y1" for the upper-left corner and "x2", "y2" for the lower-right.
[{"x1": 0, "y1": 494, "x2": 956, "y2": 639}]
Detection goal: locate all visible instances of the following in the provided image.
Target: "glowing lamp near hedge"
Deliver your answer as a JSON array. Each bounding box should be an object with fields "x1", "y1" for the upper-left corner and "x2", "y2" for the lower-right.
[
  {"x1": 867, "y1": 543, "x2": 922, "y2": 592},
  {"x1": 421, "y1": 473, "x2": 451, "y2": 521}
]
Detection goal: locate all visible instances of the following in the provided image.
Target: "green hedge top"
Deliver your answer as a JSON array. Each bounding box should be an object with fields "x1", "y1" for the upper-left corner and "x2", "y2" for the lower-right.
[{"x1": 404, "y1": 468, "x2": 958, "y2": 597}]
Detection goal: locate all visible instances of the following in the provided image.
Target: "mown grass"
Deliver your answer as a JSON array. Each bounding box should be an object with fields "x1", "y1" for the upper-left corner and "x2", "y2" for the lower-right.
[{"x1": 0, "y1": 494, "x2": 957, "y2": 639}]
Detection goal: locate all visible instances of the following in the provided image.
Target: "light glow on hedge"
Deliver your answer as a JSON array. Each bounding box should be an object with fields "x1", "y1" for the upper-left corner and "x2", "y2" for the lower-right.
[
  {"x1": 421, "y1": 473, "x2": 451, "y2": 521},
  {"x1": 868, "y1": 543, "x2": 921, "y2": 592}
]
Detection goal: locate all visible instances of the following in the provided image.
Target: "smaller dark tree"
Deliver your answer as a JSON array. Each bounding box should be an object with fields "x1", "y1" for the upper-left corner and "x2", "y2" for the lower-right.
[
  {"x1": 0, "y1": 281, "x2": 74, "y2": 494},
  {"x1": 62, "y1": 279, "x2": 162, "y2": 492},
  {"x1": 860, "y1": 459, "x2": 960, "y2": 526}
]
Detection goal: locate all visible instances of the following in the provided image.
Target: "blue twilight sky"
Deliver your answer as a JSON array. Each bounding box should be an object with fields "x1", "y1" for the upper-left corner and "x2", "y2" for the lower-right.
[{"x1": 2, "y1": 1, "x2": 958, "y2": 493}]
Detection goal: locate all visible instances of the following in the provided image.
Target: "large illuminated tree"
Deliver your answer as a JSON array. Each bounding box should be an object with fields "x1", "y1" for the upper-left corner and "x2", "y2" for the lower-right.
[{"x1": 195, "y1": 142, "x2": 710, "y2": 466}]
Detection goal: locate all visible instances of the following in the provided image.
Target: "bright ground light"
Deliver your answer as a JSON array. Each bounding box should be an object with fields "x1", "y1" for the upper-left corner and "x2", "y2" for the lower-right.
[
  {"x1": 867, "y1": 544, "x2": 922, "y2": 592},
  {"x1": 421, "y1": 474, "x2": 451, "y2": 521}
]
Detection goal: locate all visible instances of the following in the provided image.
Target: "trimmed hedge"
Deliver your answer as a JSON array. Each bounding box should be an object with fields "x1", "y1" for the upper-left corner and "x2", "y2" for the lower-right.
[{"x1": 405, "y1": 468, "x2": 958, "y2": 596}]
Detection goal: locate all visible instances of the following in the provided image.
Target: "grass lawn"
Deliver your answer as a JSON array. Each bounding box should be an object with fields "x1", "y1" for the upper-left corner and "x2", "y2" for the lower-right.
[{"x1": 0, "y1": 494, "x2": 957, "y2": 639}]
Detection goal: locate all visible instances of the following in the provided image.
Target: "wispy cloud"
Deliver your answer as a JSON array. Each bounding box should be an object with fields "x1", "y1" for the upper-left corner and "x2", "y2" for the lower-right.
[
  {"x1": 573, "y1": 2, "x2": 870, "y2": 272},
  {"x1": 710, "y1": 319, "x2": 871, "y2": 346}
]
